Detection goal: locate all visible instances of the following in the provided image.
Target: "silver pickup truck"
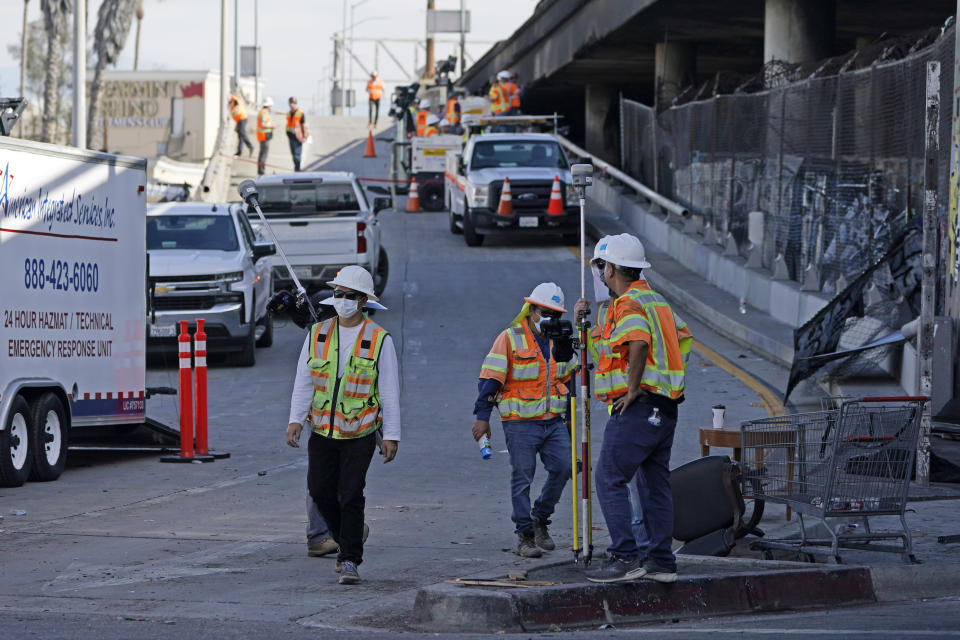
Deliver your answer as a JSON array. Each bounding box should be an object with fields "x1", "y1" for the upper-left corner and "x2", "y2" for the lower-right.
[{"x1": 248, "y1": 172, "x2": 391, "y2": 297}]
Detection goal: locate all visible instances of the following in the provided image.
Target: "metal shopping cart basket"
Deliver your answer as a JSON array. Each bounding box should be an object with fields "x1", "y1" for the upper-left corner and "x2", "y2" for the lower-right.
[{"x1": 740, "y1": 396, "x2": 927, "y2": 564}]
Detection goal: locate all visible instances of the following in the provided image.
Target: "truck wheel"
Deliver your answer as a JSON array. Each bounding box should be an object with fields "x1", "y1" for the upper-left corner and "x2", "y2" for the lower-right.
[
  {"x1": 463, "y1": 205, "x2": 484, "y2": 247},
  {"x1": 233, "y1": 300, "x2": 257, "y2": 366},
  {"x1": 256, "y1": 311, "x2": 273, "y2": 348},
  {"x1": 28, "y1": 392, "x2": 68, "y2": 482},
  {"x1": 0, "y1": 395, "x2": 33, "y2": 487},
  {"x1": 374, "y1": 247, "x2": 389, "y2": 297},
  {"x1": 449, "y1": 208, "x2": 462, "y2": 234}
]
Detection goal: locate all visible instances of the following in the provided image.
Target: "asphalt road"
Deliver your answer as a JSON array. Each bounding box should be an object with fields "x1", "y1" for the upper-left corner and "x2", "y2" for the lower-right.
[{"x1": 0, "y1": 119, "x2": 950, "y2": 638}]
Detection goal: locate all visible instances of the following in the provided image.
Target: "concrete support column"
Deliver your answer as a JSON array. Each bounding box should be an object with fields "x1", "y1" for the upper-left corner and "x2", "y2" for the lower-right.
[
  {"x1": 585, "y1": 84, "x2": 617, "y2": 163},
  {"x1": 763, "y1": 0, "x2": 835, "y2": 64},
  {"x1": 654, "y1": 42, "x2": 696, "y2": 107}
]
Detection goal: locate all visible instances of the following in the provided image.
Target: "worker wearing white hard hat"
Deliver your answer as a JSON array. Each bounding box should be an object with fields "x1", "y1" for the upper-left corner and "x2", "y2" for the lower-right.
[
  {"x1": 574, "y1": 233, "x2": 691, "y2": 585},
  {"x1": 438, "y1": 118, "x2": 451, "y2": 134},
  {"x1": 474, "y1": 282, "x2": 577, "y2": 558},
  {"x1": 286, "y1": 265, "x2": 402, "y2": 586},
  {"x1": 367, "y1": 70, "x2": 384, "y2": 126},
  {"x1": 255, "y1": 97, "x2": 274, "y2": 175}
]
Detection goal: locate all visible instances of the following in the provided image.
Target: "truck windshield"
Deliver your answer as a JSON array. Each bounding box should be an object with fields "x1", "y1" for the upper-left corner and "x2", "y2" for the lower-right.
[
  {"x1": 147, "y1": 215, "x2": 239, "y2": 251},
  {"x1": 253, "y1": 183, "x2": 362, "y2": 217},
  {"x1": 471, "y1": 141, "x2": 568, "y2": 170}
]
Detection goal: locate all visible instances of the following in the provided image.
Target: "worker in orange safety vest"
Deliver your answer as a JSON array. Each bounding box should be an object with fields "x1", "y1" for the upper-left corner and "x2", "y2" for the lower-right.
[
  {"x1": 422, "y1": 113, "x2": 440, "y2": 137},
  {"x1": 473, "y1": 282, "x2": 577, "y2": 559},
  {"x1": 230, "y1": 95, "x2": 254, "y2": 157},
  {"x1": 366, "y1": 70, "x2": 384, "y2": 126},
  {"x1": 255, "y1": 97, "x2": 274, "y2": 176},
  {"x1": 416, "y1": 98, "x2": 432, "y2": 136}
]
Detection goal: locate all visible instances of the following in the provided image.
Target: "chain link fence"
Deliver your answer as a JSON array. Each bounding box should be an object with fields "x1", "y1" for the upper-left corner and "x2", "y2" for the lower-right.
[{"x1": 622, "y1": 26, "x2": 954, "y2": 302}]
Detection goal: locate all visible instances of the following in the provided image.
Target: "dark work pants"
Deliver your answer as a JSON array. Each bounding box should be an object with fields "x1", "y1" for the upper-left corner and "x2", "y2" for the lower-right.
[
  {"x1": 287, "y1": 132, "x2": 303, "y2": 171},
  {"x1": 235, "y1": 118, "x2": 253, "y2": 155},
  {"x1": 307, "y1": 430, "x2": 377, "y2": 565},
  {"x1": 257, "y1": 138, "x2": 269, "y2": 175},
  {"x1": 368, "y1": 99, "x2": 380, "y2": 125},
  {"x1": 595, "y1": 395, "x2": 678, "y2": 571}
]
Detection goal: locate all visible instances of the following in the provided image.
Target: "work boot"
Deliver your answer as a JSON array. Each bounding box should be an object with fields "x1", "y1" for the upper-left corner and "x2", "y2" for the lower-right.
[
  {"x1": 585, "y1": 555, "x2": 645, "y2": 583},
  {"x1": 640, "y1": 561, "x2": 678, "y2": 583},
  {"x1": 516, "y1": 533, "x2": 542, "y2": 558},
  {"x1": 307, "y1": 537, "x2": 338, "y2": 557},
  {"x1": 532, "y1": 517, "x2": 555, "y2": 551},
  {"x1": 338, "y1": 561, "x2": 361, "y2": 585}
]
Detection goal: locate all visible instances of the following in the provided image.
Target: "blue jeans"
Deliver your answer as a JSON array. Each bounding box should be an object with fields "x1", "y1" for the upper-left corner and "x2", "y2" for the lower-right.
[
  {"x1": 287, "y1": 133, "x2": 303, "y2": 171},
  {"x1": 628, "y1": 471, "x2": 650, "y2": 551},
  {"x1": 596, "y1": 396, "x2": 677, "y2": 571},
  {"x1": 307, "y1": 492, "x2": 330, "y2": 545},
  {"x1": 502, "y1": 418, "x2": 571, "y2": 536}
]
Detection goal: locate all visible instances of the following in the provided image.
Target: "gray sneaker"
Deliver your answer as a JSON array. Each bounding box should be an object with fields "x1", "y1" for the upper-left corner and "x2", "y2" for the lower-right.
[
  {"x1": 338, "y1": 561, "x2": 361, "y2": 585},
  {"x1": 533, "y1": 517, "x2": 555, "y2": 551},
  {"x1": 640, "y1": 561, "x2": 678, "y2": 583},
  {"x1": 516, "y1": 533, "x2": 543, "y2": 558},
  {"x1": 585, "y1": 556, "x2": 646, "y2": 583}
]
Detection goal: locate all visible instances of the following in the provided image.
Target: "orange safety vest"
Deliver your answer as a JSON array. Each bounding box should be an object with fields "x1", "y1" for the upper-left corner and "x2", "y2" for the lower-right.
[
  {"x1": 256, "y1": 108, "x2": 273, "y2": 142},
  {"x1": 488, "y1": 84, "x2": 508, "y2": 114},
  {"x1": 367, "y1": 78, "x2": 384, "y2": 101},
  {"x1": 479, "y1": 321, "x2": 577, "y2": 421},
  {"x1": 416, "y1": 110, "x2": 429, "y2": 136},
  {"x1": 506, "y1": 82, "x2": 521, "y2": 109},
  {"x1": 445, "y1": 98, "x2": 460, "y2": 125},
  {"x1": 286, "y1": 108, "x2": 303, "y2": 134},
  {"x1": 592, "y1": 281, "x2": 692, "y2": 402},
  {"x1": 422, "y1": 125, "x2": 438, "y2": 137},
  {"x1": 231, "y1": 102, "x2": 247, "y2": 122}
]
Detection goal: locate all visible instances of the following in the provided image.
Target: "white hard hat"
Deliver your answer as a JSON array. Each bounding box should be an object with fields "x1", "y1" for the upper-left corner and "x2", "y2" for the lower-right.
[
  {"x1": 371, "y1": 70, "x2": 379, "y2": 76},
  {"x1": 263, "y1": 96, "x2": 274, "y2": 107},
  {"x1": 426, "y1": 113, "x2": 440, "y2": 126},
  {"x1": 420, "y1": 98, "x2": 432, "y2": 109},
  {"x1": 497, "y1": 70, "x2": 511, "y2": 80},
  {"x1": 524, "y1": 282, "x2": 566, "y2": 313},
  {"x1": 326, "y1": 265, "x2": 379, "y2": 302},
  {"x1": 439, "y1": 118, "x2": 450, "y2": 127},
  {"x1": 591, "y1": 233, "x2": 651, "y2": 270}
]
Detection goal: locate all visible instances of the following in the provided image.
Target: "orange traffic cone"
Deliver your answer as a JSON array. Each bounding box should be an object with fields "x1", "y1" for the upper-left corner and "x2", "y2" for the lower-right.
[
  {"x1": 497, "y1": 177, "x2": 513, "y2": 216},
  {"x1": 364, "y1": 130, "x2": 376, "y2": 157},
  {"x1": 547, "y1": 175, "x2": 564, "y2": 215},
  {"x1": 406, "y1": 176, "x2": 421, "y2": 212}
]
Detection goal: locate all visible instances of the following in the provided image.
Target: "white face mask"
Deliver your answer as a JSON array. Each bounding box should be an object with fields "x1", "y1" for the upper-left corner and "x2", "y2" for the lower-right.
[
  {"x1": 333, "y1": 297, "x2": 359, "y2": 318},
  {"x1": 592, "y1": 265, "x2": 611, "y2": 302}
]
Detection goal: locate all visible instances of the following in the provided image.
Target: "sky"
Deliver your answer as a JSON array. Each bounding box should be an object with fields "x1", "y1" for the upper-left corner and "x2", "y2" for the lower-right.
[{"x1": 0, "y1": 0, "x2": 540, "y2": 114}]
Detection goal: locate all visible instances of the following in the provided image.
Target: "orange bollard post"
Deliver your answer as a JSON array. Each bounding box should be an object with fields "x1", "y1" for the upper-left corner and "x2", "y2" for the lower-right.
[
  {"x1": 161, "y1": 321, "x2": 198, "y2": 463},
  {"x1": 193, "y1": 319, "x2": 228, "y2": 461},
  {"x1": 364, "y1": 130, "x2": 377, "y2": 157}
]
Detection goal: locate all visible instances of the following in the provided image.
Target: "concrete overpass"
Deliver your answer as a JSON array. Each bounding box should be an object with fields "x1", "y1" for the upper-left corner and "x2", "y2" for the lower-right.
[{"x1": 459, "y1": 0, "x2": 956, "y2": 161}]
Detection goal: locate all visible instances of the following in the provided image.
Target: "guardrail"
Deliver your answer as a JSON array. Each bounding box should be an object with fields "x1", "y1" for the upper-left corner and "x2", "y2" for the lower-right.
[{"x1": 555, "y1": 134, "x2": 689, "y2": 219}]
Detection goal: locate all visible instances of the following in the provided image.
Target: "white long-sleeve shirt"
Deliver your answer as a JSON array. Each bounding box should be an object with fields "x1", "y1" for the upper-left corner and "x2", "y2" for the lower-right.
[{"x1": 287, "y1": 324, "x2": 401, "y2": 441}]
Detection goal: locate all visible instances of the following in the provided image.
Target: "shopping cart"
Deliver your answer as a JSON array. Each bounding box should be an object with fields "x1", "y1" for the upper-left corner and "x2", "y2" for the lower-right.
[{"x1": 740, "y1": 396, "x2": 927, "y2": 564}]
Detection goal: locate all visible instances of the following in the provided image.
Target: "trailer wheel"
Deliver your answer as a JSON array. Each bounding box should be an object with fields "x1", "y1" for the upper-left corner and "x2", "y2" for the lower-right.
[
  {"x1": 0, "y1": 395, "x2": 33, "y2": 487},
  {"x1": 28, "y1": 392, "x2": 68, "y2": 482},
  {"x1": 419, "y1": 182, "x2": 444, "y2": 211}
]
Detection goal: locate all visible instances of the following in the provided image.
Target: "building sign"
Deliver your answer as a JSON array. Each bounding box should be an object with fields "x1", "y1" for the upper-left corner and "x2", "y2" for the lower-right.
[{"x1": 101, "y1": 80, "x2": 200, "y2": 129}]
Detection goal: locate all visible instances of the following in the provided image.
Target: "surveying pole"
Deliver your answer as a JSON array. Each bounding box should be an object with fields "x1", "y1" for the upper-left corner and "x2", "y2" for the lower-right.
[{"x1": 571, "y1": 163, "x2": 595, "y2": 566}]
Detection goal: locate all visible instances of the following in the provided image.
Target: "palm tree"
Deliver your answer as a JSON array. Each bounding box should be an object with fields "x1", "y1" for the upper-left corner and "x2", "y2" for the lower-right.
[
  {"x1": 133, "y1": 1, "x2": 143, "y2": 70},
  {"x1": 40, "y1": 0, "x2": 70, "y2": 143},
  {"x1": 87, "y1": 0, "x2": 138, "y2": 148}
]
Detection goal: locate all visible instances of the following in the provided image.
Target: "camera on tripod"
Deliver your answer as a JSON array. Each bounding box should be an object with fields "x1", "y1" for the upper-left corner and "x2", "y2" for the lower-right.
[
  {"x1": 388, "y1": 82, "x2": 420, "y2": 120},
  {"x1": 435, "y1": 55, "x2": 458, "y2": 76},
  {"x1": 540, "y1": 317, "x2": 575, "y2": 362}
]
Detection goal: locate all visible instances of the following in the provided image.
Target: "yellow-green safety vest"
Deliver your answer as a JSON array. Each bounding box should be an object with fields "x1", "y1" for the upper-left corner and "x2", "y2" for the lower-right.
[{"x1": 308, "y1": 316, "x2": 389, "y2": 439}]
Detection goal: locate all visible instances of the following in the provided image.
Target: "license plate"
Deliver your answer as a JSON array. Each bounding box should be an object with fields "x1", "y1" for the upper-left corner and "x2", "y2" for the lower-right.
[
  {"x1": 292, "y1": 266, "x2": 313, "y2": 279},
  {"x1": 519, "y1": 216, "x2": 539, "y2": 228},
  {"x1": 149, "y1": 324, "x2": 176, "y2": 338}
]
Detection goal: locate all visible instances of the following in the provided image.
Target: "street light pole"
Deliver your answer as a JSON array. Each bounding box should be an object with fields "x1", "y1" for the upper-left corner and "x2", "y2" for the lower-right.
[
  {"x1": 233, "y1": 0, "x2": 239, "y2": 93},
  {"x1": 220, "y1": 0, "x2": 228, "y2": 120},
  {"x1": 254, "y1": 0, "x2": 259, "y2": 107},
  {"x1": 72, "y1": 0, "x2": 86, "y2": 148},
  {"x1": 340, "y1": 0, "x2": 347, "y2": 115},
  {"x1": 460, "y1": 0, "x2": 466, "y2": 76}
]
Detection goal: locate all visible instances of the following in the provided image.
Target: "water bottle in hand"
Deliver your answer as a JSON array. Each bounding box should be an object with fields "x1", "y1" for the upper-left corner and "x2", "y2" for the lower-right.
[{"x1": 479, "y1": 436, "x2": 492, "y2": 460}]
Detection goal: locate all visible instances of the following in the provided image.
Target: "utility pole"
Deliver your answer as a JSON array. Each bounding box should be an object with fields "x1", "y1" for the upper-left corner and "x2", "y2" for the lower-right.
[
  {"x1": 220, "y1": 0, "x2": 228, "y2": 121},
  {"x1": 918, "y1": 60, "x2": 940, "y2": 485},
  {"x1": 233, "y1": 0, "x2": 239, "y2": 93},
  {"x1": 254, "y1": 0, "x2": 259, "y2": 107},
  {"x1": 425, "y1": 0, "x2": 435, "y2": 79},
  {"x1": 340, "y1": 0, "x2": 347, "y2": 115},
  {"x1": 460, "y1": 0, "x2": 466, "y2": 75},
  {"x1": 134, "y1": 2, "x2": 143, "y2": 70},
  {"x1": 72, "y1": 0, "x2": 86, "y2": 148},
  {"x1": 20, "y1": 0, "x2": 29, "y2": 100}
]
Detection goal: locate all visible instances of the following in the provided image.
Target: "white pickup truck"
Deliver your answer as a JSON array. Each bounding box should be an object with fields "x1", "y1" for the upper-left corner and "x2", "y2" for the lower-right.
[
  {"x1": 445, "y1": 132, "x2": 581, "y2": 246},
  {"x1": 248, "y1": 172, "x2": 391, "y2": 296}
]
